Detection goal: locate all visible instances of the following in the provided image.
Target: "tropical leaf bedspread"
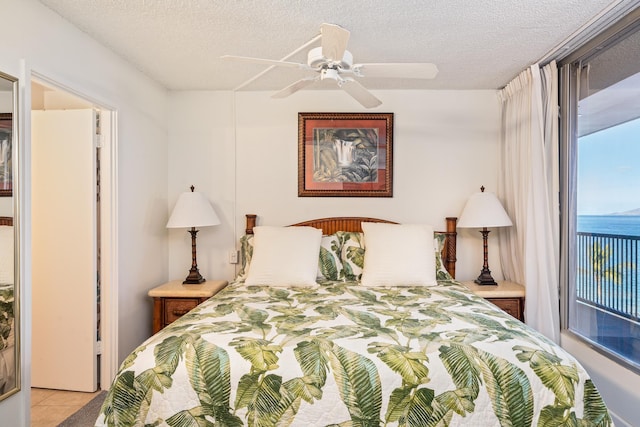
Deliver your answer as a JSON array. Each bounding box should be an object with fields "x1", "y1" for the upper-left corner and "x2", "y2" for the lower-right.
[
  {"x1": 96, "y1": 280, "x2": 612, "y2": 426},
  {"x1": 0, "y1": 283, "x2": 15, "y2": 395},
  {"x1": 0, "y1": 284, "x2": 13, "y2": 353}
]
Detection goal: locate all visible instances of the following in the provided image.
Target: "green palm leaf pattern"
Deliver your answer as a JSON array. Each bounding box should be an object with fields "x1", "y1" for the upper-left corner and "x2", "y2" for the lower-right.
[
  {"x1": 368, "y1": 342, "x2": 429, "y2": 386},
  {"x1": 184, "y1": 337, "x2": 241, "y2": 424},
  {"x1": 100, "y1": 370, "x2": 150, "y2": 426},
  {"x1": 230, "y1": 337, "x2": 282, "y2": 373},
  {"x1": 400, "y1": 387, "x2": 436, "y2": 426},
  {"x1": 319, "y1": 245, "x2": 340, "y2": 280},
  {"x1": 477, "y1": 349, "x2": 534, "y2": 427},
  {"x1": 344, "y1": 246, "x2": 365, "y2": 272},
  {"x1": 536, "y1": 405, "x2": 579, "y2": 426},
  {"x1": 385, "y1": 386, "x2": 414, "y2": 424},
  {"x1": 431, "y1": 388, "x2": 476, "y2": 425},
  {"x1": 244, "y1": 374, "x2": 283, "y2": 427},
  {"x1": 235, "y1": 373, "x2": 261, "y2": 411},
  {"x1": 97, "y1": 280, "x2": 612, "y2": 426},
  {"x1": 345, "y1": 287, "x2": 379, "y2": 304},
  {"x1": 514, "y1": 346, "x2": 578, "y2": 407},
  {"x1": 339, "y1": 232, "x2": 365, "y2": 280},
  {"x1": 294, "y1": 340, "x2": 330, "y2": 388},
  {"x1": 0, "y1": 286, "x2": 14, "y2": 352},
  {"x1": 283, "y1": 376, "x2": 323, "y2": 403},
  {"x1": 439, "y1": 344, "x2": 481, "y2": 399},
  {"x1": 535, "y1": 378, "x2": 613, "y2": 426},
  {"x1": 583, "y1": 379, "x2": 613, "y2": 426},
  {"x1": 165, "y1": 406, "x2": 219, "y2": 427},
  {"x1": 101, "y1": 334, "x2": 191, "y2": 425},
  {"x1": 327, "y1": 343, "x2": 382, "y2": 426}
]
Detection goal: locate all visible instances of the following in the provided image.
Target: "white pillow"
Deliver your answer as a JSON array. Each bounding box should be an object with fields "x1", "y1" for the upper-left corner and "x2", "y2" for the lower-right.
[
  {"x1": 245, "y1": 226, "x2": 322, "y2": 286},
  {"x1": 360, "y1": 222, "x2": 436, "y2": 287}
]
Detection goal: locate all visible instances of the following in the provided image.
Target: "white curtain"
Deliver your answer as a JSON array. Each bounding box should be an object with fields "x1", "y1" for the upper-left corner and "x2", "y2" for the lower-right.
[{"x1": 497, "y1": 61, "x2": 560, "y2": 343}]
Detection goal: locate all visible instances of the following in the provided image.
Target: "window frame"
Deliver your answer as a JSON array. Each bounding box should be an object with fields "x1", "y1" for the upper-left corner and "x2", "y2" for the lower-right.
[{"x1": 558, "y1": 8, "x2": 640, "y2": 374}]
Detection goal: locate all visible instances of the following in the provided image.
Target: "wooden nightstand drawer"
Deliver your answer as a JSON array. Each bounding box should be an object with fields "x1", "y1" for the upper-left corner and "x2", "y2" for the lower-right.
[
  {"x1": 164, "y1": 298, "x2": 200, "y2": 324},
  {"x1": 487, "y1": 297, "x2": 522, "y2": 320},
  {"x1": 461, "y1": 280, "x2": 525, "y2": 322},
  {"x1": 149, "y1": 280, "x2": 228, "y2": 333}
]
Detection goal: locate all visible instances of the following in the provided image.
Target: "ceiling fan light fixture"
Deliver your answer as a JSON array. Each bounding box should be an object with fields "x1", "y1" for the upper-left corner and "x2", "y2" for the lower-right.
[
  {"x1": 307, "y1": 47, "x2": 353, "y2": 69},
  {"x1": 321, "y1": 68, "x2": 339, "y2": 81}
]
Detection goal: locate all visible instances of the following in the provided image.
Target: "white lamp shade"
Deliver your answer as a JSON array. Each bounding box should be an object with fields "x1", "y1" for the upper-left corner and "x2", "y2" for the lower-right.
[
  {"x1": 167, "y1": 190, "x2": 220, "y2": 228},
  {"x1": 457, "y1": 189, "x2": 512, "y2": 228}
]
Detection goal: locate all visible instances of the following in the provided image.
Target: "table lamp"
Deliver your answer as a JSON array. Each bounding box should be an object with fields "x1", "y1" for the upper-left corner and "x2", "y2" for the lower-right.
[
  {"x1": 457, "y1": 186, "x2": 512, "y2": 285},
  {"x1": 167, "y1": 185, "x2": 220, "y2": 284}
]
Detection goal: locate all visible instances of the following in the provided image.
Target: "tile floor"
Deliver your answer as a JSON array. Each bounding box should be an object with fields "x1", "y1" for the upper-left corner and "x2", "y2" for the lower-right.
[{"x1": 31, "y1": 388, "x2": 102, "y2": 427}]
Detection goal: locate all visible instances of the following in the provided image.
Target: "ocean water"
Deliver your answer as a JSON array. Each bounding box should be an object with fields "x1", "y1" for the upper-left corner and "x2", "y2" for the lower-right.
[{"x1": 577, "y1": 215, "x2": 640, "y2": 237}]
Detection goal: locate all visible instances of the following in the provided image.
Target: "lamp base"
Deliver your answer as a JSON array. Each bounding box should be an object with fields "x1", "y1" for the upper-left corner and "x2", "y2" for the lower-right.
[
  {"x1": 474, "y1": 267, "x2": 498, "y2": 286},
  {"x1": 182, "y1": 227, "x2": 205, "y2": 284},
  {"x1": 183, "y1": 267, "x2": 205, "y2": 284},
  {"x1": 473, "y1": 227, "x2": 498, "y2": 286}
]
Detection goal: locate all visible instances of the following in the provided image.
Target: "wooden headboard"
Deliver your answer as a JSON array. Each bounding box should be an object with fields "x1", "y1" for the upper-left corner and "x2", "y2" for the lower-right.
[
  {"x1": 244, "y1": 214, "x2": 458, "y2": 279},
  {"x1": 0, "y1": 216, "x2": 13, "y2": 226}
]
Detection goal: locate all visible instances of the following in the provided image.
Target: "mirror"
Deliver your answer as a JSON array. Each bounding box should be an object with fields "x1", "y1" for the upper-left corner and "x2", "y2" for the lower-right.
[{"x1": 0, "y1": 70, "x2": 18, "y2": 401}]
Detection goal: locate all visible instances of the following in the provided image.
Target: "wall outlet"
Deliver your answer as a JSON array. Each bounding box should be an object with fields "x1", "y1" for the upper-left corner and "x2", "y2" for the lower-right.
[{"x1": 229, "y1": 250, "x2": 239, "y2": 264}]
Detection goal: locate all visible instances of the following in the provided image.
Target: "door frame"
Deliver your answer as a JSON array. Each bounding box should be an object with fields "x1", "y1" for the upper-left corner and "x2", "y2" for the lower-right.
[
  {"x1": 30, "y1": 73, "x2": 119, "y2": 389},
  {"x1": 98, "y1": 107, "x2": 118, "y2": 389}
]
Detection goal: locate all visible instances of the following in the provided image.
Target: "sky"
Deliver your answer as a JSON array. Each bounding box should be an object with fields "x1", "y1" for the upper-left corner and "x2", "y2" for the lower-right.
[{"x1": 577, "y1": 117, "x2": 640, "y2": 215}]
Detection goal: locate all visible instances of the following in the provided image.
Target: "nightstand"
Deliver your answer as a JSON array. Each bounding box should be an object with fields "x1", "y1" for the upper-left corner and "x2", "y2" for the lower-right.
[
  {"x1": 148, "y1": 279, "x2": 228, "y2": 333},
  {"x1": 461, "y1": 280, "x2": 525, "y2": 321}
]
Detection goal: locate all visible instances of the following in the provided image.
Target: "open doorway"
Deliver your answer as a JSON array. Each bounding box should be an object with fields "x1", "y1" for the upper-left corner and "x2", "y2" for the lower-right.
[{"x1": 29, "y1": 76, "x2": 117, "y2": 393}]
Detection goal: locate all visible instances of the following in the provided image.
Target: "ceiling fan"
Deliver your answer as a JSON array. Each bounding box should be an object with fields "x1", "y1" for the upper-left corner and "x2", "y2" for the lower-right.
[{"x1": 222, "y1": 23, "x2": 438, "y2": 108}]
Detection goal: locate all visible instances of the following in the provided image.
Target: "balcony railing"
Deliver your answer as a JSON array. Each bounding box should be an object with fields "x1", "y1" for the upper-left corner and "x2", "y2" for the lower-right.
[{"x1": 576, "y1": 232, "x2": 639, "y2": 322}]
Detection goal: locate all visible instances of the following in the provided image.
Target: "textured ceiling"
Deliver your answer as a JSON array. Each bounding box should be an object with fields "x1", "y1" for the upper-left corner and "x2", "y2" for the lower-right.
[{"x1": 37, "y1": 0, "x2": 619, "y2": 92}]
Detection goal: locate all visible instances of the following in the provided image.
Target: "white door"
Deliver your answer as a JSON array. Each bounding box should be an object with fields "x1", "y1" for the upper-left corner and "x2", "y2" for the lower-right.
[{"x1": 31, "y1": 109, "x2": 98, "y2": 392}]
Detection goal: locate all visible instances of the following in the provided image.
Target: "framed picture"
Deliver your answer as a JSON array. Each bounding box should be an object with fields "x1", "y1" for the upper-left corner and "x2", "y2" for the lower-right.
[
  {"x1": 0, "y1": 114, "x2": 11, "y2": 197},
  {"x1": 298, "y1": 112, "x2": 393, "y2": 197}
]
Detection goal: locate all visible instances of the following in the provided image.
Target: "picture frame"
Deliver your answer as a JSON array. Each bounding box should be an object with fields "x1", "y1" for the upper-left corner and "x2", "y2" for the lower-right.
[
  {"x1": 0, "y1": 113, "x2": 12, "y2": 197},
  {"x1": 298, "y1": 112, "x2": 393, "y2": 197}
]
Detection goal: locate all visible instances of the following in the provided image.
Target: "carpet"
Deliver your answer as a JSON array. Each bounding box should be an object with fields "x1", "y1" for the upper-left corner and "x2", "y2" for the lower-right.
[{"x1": 58, "y1": 390, "x2": 107, "y2": 427}]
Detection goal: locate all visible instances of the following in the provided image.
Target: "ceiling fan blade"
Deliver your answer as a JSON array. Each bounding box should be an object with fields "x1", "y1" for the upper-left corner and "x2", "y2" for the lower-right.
[
  {"x1": 340, "y1": 79, "x2": 382, "y2": 109},
  {"x1": 221, "y1": 55, "x2": 309, "y2": 70},
  {"x1": 353, "y1": 63, "x2": 439, "y2": 79},
  {"x1": 272, "y1": 77, "x2": 318, "y2": 99},
  {"x1": 321, "y1": 23, "x2": 350, "y2": 62}
]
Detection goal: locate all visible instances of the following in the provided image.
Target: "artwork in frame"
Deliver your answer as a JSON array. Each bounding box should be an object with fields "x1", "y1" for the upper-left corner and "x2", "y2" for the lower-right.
[
  {"x1": 298, "y1": 112, "x2": 393, "y2": 197},
  {"x1": 0, "y1": 114, "x2": 11, "y2": 197}
]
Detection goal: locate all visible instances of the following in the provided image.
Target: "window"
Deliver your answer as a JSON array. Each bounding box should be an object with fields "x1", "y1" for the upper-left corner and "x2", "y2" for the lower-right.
[{"x1": 560, "y1": 12, "x2": 640, "y2": 371}]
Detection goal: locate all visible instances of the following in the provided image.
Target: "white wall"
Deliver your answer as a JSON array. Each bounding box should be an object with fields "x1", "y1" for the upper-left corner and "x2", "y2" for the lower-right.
[
  {"x1": 167, "y1": 89, "x2": 503, "y2": 283},
  {"x1": 167, "y1": 91, "x2": 237, "y2": 281},
  {"x1": 0, "y1": 199, "x2": 11, "y2": 217},
  {"x1": 0, "y1": 92, "x2": 11, "y2": 110},
  {"x1": 0, "y1": 0, "x2": 168, "y2": 423}
]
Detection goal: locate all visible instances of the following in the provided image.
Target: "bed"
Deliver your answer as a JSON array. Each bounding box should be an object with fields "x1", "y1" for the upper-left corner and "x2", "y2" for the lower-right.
[
  {"x1": 0, "y1": 216, "x2": 15, "y2": 396},
  {"x1": 97, "y1": 215, "x2": 613, "y2": 426}
]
